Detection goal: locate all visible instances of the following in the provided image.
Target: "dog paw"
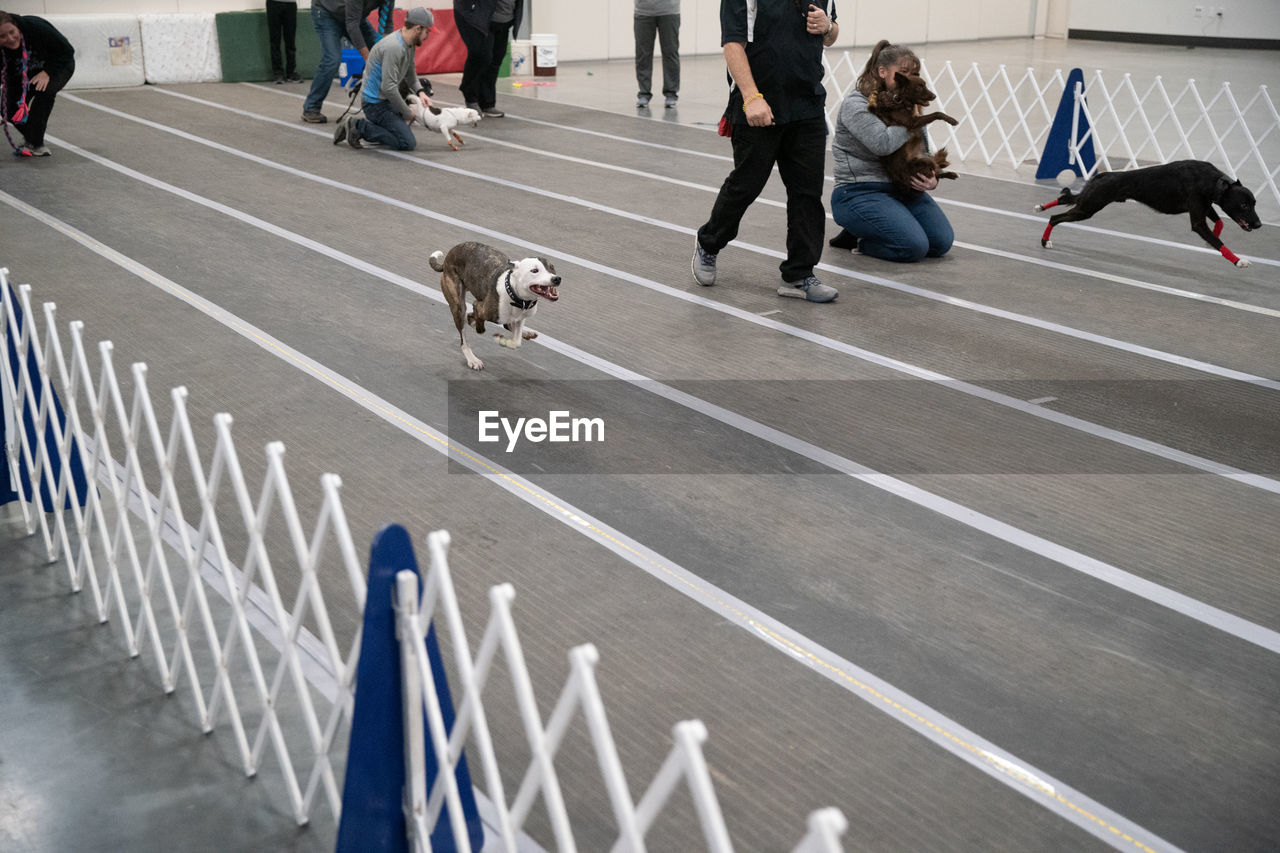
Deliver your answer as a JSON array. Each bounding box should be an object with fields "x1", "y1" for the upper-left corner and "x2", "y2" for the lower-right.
[
  {"x1": 522, "y1": 330, "x2": 538, "y2": 340},
  {"x1": 465, "y1": 357, "x2": 484, "y2": 370},
  {"x1": 1033, "y1": 204, "x2": 1044, "y2": 212},
  {"x1": 944, "y1": 115, "x2": 960, "y2": 126},
  {"x1": 495, "y1": 334, "x2": 519, "y2": 349},
  {"x1": 1236, "y1": 258, "x2": 1251, "y2": 268},
  {"x1": 1041, "y1": 239, "x2": 1053, "y2": 248}
]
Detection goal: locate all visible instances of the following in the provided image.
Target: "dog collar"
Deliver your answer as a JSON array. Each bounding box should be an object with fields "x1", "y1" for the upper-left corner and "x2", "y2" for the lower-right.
[{"x1": 502, "y1": 268, "x2": 537, "y2": 311}]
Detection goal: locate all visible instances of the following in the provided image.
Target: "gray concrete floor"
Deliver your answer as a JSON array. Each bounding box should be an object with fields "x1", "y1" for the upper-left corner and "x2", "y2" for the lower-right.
[{"x1": 3, "y1": 37, "x2": 1280, "y2": 852}]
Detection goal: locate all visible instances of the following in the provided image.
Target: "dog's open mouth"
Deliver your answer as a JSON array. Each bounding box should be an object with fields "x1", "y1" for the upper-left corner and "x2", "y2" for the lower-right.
[
  {"x1": 1236, "y1": 218, "x2": 1255, "y2": 232},
  {"x1": 530, "y1": 284, "x2": 559, "y2": 301}
]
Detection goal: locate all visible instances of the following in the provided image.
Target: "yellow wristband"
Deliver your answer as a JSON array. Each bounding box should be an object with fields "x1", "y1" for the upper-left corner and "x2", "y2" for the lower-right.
[{"x1": 742, "y1": 92, "x2": 764, "y2": 112}]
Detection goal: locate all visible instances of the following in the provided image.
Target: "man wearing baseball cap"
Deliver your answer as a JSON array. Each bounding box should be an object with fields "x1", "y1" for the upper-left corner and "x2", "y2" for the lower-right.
[{"x1": 334, "y1": 7, "x2": 434, "y2": 150}]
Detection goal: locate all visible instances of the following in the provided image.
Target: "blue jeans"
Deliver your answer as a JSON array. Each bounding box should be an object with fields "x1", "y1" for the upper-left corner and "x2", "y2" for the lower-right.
[
  {"x1": 830, "y1": 182, "x2": 954, "y2": 262},
  {"x1": 356, "y1": 98, "x2": 416, "y2": 150},
  {"x1": 304, "y1": 5, "x2": 376, "y2": 114}
]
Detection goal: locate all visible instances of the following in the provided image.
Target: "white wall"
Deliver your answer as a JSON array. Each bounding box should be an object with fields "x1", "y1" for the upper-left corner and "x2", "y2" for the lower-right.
[
  {"x1": 2, "y1": 0, "x2": 268, "y2": 11},
  {"x1": 5, "y1": 0, "x2": 1043, "y2": 61},
  {"x1": 1068, "y1": 0, "x2": 1280, "y2": 40},
  {"x1": 545, "y1": 0, "x2": 1038, "y2": 62}
]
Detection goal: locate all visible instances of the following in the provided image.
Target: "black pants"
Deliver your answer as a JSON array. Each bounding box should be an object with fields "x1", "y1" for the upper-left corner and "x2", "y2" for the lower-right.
[
  {"x1": 2, "y1": 65, "x2": 73, "y2": 148},
  {"x1": 457, "y1": 19, "x2": 512, "y2": 110},
  {"x1": 634, "y1": 14, "x2": 679, "y2": 99},
  {"x1": 266, "y1": 0, "x2": 298, "y2": 76},
  {"x1": 697, "y1": 116, "x2": 827, "y2": 282}
]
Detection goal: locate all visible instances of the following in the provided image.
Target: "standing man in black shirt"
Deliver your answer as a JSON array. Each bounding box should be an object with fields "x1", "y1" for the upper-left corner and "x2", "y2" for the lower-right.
[
  {"x1": 692, "y1": 0, "x2": 839, "y2": 302},
  {"x1": 0, "y1": 10, "x2": 75, "y2": 158}
]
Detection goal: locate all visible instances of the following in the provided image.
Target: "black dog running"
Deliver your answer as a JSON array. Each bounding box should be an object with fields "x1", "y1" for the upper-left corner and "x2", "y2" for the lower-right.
[{"x1": 1036, "y1": 160, "x2": 1262, "y2": 268}]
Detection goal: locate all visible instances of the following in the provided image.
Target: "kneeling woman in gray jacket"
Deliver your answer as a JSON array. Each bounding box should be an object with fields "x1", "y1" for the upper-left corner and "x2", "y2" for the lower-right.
[{"x1": 829, "y1": 40, "x2": 953, "y2": 262}]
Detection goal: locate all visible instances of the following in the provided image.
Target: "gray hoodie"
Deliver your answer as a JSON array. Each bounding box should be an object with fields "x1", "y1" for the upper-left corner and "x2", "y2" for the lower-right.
[{"x1": 832, "y1": 90, "x2": 911, "y2": 185}]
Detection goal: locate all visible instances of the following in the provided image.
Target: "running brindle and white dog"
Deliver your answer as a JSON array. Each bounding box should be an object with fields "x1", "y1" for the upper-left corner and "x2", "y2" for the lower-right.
[
  {"x1": 1036, "y1": 160, "x2": 1262, "y2": 267},
  {"x1": 429, "y1": 242, "x2": 560, "y2": 370}
]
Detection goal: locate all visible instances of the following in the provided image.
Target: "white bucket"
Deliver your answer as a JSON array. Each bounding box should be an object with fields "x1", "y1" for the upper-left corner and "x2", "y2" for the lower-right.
[
  {"x1": 509, "y1": 39, "x2": 532, "y2": 77},
  {"x1": 531, "y1": 32, "x2": 557, "y2": 76}
]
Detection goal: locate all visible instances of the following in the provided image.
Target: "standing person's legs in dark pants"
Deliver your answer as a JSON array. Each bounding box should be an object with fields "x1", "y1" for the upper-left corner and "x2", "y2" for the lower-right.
[
  {"x1": 633, "y1": 15, "x2": 657, "y2": 102},
  {"x1": 774, "y1": 116, "x2": 827, "y2": 282},
  {"x1": 457, "y1": 19, "x2": 492, "y2": 108},
  {"x1": 697, "y1": 123, "x2": 783, "y2": 256},
  {"x1": 267, "y1": 0, "x2": 286, "y2": 77},
  {"x1": 459, "y1": 19, "x2": 511, "y2": 111},
  {"x1": 479, "y1": 21, "x2": 511, "y2": 111},
  {"x1": 655, "y1": 14, "x2": 679, "y2": 102},
  {"x1": 281, "y1": 3, "x2": 298, "y2": 78}
]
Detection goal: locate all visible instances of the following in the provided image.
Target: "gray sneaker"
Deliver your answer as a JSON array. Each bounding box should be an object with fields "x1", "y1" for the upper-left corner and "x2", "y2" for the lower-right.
[
  {"x1": 636, "y1": 94, "x2": 651, "y2": 108},
  {"x1": 301, "y1": 111, "x2": 327, "y2": 124},
  {"x1": 333, "y1": 115, "x2": 349, "y2": 145},
  {"x1": 692, "y1": 238, "x2": 717, "y2": 286},
  {"x1": 347, "y1": 119, "x2": 364, "y2": 149},
  {"x1": 778, "y1": 275, "x2": 838, "y2": 302}
]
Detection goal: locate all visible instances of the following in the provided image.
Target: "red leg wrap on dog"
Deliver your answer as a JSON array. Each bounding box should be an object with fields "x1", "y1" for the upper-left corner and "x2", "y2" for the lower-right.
[
  {"x1": 1213, "y1": 219, "x2": 1224, "y2": 238},
  {"x1": 1041, "y1": 223, "x2": 1054, "y2": 243},
  {"x1": 1039, "y1": 199, "x2": 1060, "y2": 210},
  {"x1": 1220, "y1": 245, "x2": 1240, "y2": 264}
]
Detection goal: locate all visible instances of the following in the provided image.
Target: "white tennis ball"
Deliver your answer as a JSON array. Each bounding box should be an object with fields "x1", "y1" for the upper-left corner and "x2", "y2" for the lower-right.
[{"x1": 1057, "y1": 169, "x2": 1077, "y2": 188}]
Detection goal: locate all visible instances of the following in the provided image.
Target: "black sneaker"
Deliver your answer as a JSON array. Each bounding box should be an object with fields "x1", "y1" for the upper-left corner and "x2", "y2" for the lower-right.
[
  {"x1": 274, "y1": 72, "x2": 284, "y2": 85},
  {"x1": 347, "y1": 120, "x2": 363, "y2": 149},
  {"x1": 828, "y1": 230, "x2": 858, "y2": 251},
  {"x1": 333, "y1": 115, "x2": 349, "y2": 145},
  {"x1": 301, "y1": 111, "x2": 327, "y2": 124},
  {"x1": 285, "y1": 72, "x2": 302, "y2": 83},
  {"x1": 481, "y1": 107, "x2": 504, "y2": 118},
  {"x1": 465, "y1": 101, "x2": 480, "y2": 111}
]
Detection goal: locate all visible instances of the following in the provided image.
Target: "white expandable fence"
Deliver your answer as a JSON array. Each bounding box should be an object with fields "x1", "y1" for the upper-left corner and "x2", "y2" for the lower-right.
[
  {"x1": 822, "y1": 54, "x2": 1280, "y2": 222},
  {"x1": 1, "y1": 270, "x2": 848, "y2": 851}
]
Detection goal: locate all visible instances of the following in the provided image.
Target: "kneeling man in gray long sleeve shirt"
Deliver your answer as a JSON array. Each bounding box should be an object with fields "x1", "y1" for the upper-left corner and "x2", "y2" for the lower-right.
[{"x1": 334, "y1": 7, "x2": 434, "y2": 151}]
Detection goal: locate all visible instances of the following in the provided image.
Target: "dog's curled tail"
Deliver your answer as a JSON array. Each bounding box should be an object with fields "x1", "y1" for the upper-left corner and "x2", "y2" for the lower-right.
[{"x1": 429, "y1": 250, "x2": 446, "y2": 272}]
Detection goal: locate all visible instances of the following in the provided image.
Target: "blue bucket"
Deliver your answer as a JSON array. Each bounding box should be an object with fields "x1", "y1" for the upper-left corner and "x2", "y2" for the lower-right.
[{"x1": 338, "y1": 47, "x2": 365, "y2": 89}]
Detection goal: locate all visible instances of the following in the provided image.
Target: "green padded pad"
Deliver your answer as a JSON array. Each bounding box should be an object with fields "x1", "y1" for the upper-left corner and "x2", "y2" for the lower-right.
[{"x1": 215, "y1": 9, "x2": 323, "y2": 83}]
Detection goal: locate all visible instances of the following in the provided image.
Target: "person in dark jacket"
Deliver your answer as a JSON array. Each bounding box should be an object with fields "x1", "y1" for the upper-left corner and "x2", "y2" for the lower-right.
[
  {"x1": 454, "y1": 0, "x2": 523, "y2": 118},
  {"x1": 0, "y1": 10, "x2": 75, "y2": 157}
]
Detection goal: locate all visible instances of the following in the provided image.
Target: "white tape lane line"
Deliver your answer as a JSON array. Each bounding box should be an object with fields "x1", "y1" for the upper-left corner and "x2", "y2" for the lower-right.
[
  {"x1": 143, "y1": 87, "x2": 1280, "y2": 387},
  {"x1": 0, "y1": 187, "x2": 1183, "y2": 853},
  {"x1": 53, "y1": 93, "x2": 1280, "y2": 498},
  {"x1": 29, "y1": 136, "x2": 1280, "y2": 666}
]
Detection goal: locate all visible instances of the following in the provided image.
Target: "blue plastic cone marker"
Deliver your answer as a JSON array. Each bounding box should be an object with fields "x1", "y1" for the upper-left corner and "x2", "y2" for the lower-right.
[
  {"x1": 1, "y1": 283, "x2": 90, "y2": 511},
  {"x1": 1036, "y1": 68, "x2": 1096, "y2": 180},
  {"x1": 337, "y1": 524, "x2": 484, "y2": 853}
]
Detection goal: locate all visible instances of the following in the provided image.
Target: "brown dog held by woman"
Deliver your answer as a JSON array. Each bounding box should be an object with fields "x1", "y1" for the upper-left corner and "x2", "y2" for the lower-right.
[{"x1": 865, "y1": 56, "x2": 960, "y2": 197}]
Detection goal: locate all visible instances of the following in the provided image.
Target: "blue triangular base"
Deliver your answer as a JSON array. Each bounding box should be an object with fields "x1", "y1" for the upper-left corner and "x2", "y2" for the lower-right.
[
  {"x1": 1036, "y1": 68, "x2": 1097, "y2": 180},
  {"x1": 336, "y1": 524, "x2": 484, "y2": 853},
  {"x1": 1, "y1": 282, "x2": 90, "y2": 511}
]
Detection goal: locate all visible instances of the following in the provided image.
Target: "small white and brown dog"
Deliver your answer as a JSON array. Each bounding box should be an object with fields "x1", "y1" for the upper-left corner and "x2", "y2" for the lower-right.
[
  {"x1": 409, "y1": 103, "x2": 482, "y2": 150},
  {"x1": 429, "y1": 241, "x2": 560, "y2": 370}
]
